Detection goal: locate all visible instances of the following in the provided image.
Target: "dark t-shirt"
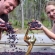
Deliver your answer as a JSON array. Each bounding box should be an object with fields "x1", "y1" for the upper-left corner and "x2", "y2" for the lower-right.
[{"x1": 0, "y1": 14, "x2": 8, "y2": 22}]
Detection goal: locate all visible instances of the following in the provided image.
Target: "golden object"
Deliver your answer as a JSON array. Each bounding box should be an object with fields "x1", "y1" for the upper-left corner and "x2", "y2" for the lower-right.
[{"x1": 24, "y1": 27, "x2": 36, "y2": 55}]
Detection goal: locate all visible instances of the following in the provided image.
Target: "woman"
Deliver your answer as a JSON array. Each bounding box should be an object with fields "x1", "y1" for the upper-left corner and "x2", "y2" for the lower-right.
[{"x1": 30, "y1": 1, "x2": 55, "y2": 40}]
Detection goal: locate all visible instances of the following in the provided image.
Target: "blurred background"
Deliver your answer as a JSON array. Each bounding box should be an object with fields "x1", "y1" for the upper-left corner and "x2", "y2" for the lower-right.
[{"x1": 8, "y1": 0, "x2": 55, "y2": 31}]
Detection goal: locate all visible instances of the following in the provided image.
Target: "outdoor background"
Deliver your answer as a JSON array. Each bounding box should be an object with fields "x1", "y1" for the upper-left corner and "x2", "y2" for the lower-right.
[{"x1": 8, "y1": 0, "x2": 55, "y2": 33}]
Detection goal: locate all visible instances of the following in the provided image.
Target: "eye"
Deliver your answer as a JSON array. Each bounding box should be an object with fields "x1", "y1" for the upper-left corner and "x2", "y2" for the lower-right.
[
  {"x1": 9, "y1": 3, "x2": 15, "y2": 9},
  {"x1": 47, "y1": 11, "x2": 50, "y2": 14},
  {"x1": 4, "y1": 0, "x2": 6, "y2": 1},
  {"x1": 51, "y1": 9, "x2": 55, "y2": 12}
]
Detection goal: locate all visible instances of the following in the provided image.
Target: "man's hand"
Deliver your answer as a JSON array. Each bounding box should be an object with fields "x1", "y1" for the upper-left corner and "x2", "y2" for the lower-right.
[
  {"x1": 0, "y1": 22, "x2": 7, "y2": 30},
  {"x1": 0, "y1": 22, "x2": 13, "y2": 32},
  {"x1": 0, "y1": 18, "x2": 5, "y2": 23}
]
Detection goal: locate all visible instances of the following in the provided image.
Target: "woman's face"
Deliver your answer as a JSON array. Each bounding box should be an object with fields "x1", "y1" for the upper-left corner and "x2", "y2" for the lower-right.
[
  {"x1": 46, "y1": 5, "x2": 55, "y2": 20},
  {"x1": 1, "y1": 0, "x2": 18, "y2": 14}
]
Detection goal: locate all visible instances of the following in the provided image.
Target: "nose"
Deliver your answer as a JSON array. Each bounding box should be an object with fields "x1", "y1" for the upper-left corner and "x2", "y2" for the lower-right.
[
  {"x1": 50, "y1": 12, "x2": 53, "y2": 16},
  {"x1": 9, "y1": 6, "x2": 14, "y2": 11}
]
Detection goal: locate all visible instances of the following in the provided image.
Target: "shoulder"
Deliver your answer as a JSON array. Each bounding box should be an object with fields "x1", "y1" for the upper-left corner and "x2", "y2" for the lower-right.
[{"x1": 0, "y1": 14, "x2": 8, "y2": 22}]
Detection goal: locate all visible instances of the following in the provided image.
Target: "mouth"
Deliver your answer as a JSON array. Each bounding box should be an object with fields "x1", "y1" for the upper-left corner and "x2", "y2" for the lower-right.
[
  {"x1": 50, "y1": 16, "x2": 55, "y2": 19},
  {"x1": 6, "y1": 9, "x2": 10, "y2": 13},
  {"x1": 5, "y1": 7, "x2": 10, "y2": 13},
  {"x1": 50, "y1": 16, "x2": 54, "y2": 18}
]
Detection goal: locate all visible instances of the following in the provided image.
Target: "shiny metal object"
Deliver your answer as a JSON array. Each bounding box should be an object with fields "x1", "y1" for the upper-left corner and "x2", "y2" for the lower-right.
[{"x1": 24, "y1": 27, "x2": 36, "y2": 55}]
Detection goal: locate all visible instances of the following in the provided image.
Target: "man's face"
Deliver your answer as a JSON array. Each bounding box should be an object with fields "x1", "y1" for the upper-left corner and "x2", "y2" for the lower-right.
[
  {"x1": 2, "y1": 0, "x2": 18, "y2": 14},
  {"x1": 46, "y1": 5, "x2": 55, "y2": 20}
]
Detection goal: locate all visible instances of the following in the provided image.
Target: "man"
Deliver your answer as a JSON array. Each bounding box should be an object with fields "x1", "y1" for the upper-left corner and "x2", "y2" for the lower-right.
[
  {"x1": 0, "y1": 0, "x2": 20, "y2": 22},
  {"x1": 30, "y1": 1, "x2": 55, "y2": 40},
  {"x1": 0, "y1": 0, "x2": 20, "y2": 14},
  {"x1": 0, "y1": 0, "x2": 20, "y2": 39}
]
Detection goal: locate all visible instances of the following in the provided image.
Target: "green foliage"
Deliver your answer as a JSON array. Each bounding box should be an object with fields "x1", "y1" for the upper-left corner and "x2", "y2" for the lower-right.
[
  {"x1": 40, "y1": 11, "x2": 47, "y2": 22},
  {"x1": 24, "y1": 19, "x2": 31, "y2": 28},
  {"x1": 24, "y1": 20, "x2": 28, "y2": 28},
  {"x1": 9, "y1": 18, "x2": 51, "y2": 29},
  {"x1": 42, "y1": 20, "x2": 51, "y2": 28},
  {"x1": 9, "y1": 19, "x2": 21, "y2": 28}
]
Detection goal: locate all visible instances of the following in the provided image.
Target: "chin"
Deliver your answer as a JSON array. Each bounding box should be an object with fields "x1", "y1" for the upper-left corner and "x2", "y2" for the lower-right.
[
  {"x1": 4, "y1": 12, "x2": 8, "y2": 14},
  {"x1": 4, "y1": 11, "x2": 9, "y2": 14}
]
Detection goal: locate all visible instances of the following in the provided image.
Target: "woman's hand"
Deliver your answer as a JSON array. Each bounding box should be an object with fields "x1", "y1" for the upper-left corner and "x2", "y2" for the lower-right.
[{"x1": 29, "y1": 20, "x2": 43, "y2": 30}]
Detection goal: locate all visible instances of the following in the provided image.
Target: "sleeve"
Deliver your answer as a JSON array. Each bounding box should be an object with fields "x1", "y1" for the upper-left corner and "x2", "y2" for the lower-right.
[{"x1": 0, "y1": 14, "x2": 9, "y2": 22}]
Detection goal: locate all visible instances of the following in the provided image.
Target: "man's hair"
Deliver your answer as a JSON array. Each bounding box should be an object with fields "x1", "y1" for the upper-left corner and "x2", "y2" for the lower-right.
[
  {"x1": 16, "y1": 0, "x2": 20, "y2": 5},
  {"x1": 45, "y1": 1, "x2": 55, "y2": 11},
  {"x1": 4, "y1": 0, "x2": 21, "y2": 5}
]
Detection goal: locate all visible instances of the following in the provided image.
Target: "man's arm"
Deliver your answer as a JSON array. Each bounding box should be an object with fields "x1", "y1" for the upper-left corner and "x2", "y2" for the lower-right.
[
  {"x1": 0, "y1": 14, "x2": 8, "y2": 40},
  {"x1": 0, "y1": 18, "x2": 5, "y2": 23}
]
